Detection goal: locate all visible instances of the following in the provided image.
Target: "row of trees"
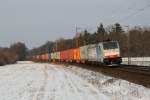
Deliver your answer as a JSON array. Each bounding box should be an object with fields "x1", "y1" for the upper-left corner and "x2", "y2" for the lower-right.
[
  {"x1": 2, "y1": 23, "x2": 149, "y2": 65},
  {"x1": 0, "y1": 48, "x2": 17, "y2": 65},
  {"x1": 29, "y1": 23, "x2": 150, "y2": 57},
  {"x1": 0, "y1": 42, "x2": 27, "y2": 65}
]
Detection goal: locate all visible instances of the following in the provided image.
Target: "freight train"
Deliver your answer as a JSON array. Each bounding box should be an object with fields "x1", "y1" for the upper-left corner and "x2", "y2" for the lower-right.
[{"x1": 32, "y1": 41, "x2": 122, "y2": 65}]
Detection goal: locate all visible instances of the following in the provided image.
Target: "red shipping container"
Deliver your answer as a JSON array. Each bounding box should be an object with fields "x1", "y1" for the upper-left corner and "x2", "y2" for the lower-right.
[
  {"x1": 73, "y1": 48, "x2": 80, "y2": 62},
  {"x1": 41, "y1": 54, "x2": 44, "y2": 61},
  {"x1": 76, "y1": 48, "x2": 81, "y2": 61},
  {"x1": 45, "y1": 53, "x2": 49, "y2": 61},
  {"x1": 64, "y1": 50, "x2": 69, "y2": 61},
  {"x1": 67, "y1": 50, "x2": 70, "y2": 61},
  {"x1": 60, "y1": 51, "x2": 65, "y2": 61},
  {"x1": 68, "y1": 49, "x2": 71, "y2": 60},
  {"x1": 73, "y1": 48, "x2": 77, "y2": 61},
  {"x1": 71, "y1": 49, "x2": 74, "y2": 60},
  {"x1": 40, "y1": 55, "x2": 42, "y2": 61},
  {"x1": 32, "y1": 56, "x2": 34, "y2": 61},
  {"x1": 68, "y1": 49, "x2": 74, "y2": 61},
  {"x1": 36, "y1": 55, "x2": 40, "y2": 61},
  {"x1": 63, "y1": 50, "x2": 66, "y2": 60}
]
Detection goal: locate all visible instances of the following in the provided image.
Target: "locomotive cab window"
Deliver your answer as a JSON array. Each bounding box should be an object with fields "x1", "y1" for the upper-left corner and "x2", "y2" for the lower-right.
[{"x1": 103, "y1": 42, "x2": 118, "y2": 50}]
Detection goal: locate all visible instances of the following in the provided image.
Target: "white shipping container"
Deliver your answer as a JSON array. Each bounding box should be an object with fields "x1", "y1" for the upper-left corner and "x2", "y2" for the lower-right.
[
  {"x1": 53, "y1": 52, "x2": 57, "y2": 59},
  {"x1": 87, "y1": 44, "x2": 97, "y2": 61},
  {"x1": 56, "y1": 52, "x2": 60, "y2": 60},
  {"x1": 80, "y1": 45, "x2": 88, "y2": 60},
  {"x1": 51, "y1": 53, "x2": 54, "y2": 59}
]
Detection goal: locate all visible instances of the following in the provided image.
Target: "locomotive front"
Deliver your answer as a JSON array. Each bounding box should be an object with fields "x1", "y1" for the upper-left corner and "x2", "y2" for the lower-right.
[{"x1": 102, "y1": 41, "x2": 122, "y2": 64}]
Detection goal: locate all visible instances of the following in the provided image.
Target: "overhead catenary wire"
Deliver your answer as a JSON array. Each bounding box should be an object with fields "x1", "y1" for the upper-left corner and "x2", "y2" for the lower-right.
[{"x1": 119, "y1": 4, "x2": 150, "y2": 22}]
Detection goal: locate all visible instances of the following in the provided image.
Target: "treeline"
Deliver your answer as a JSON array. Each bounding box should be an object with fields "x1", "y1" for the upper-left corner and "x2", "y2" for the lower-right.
[
  {"x1": 29, "y1": 23, "x2": 150, "y2": 57},
  {"x1": 0, "y1": 42, "x2": 27, "y2": 66},
  {"x1": 0, "y1": 48, "x2": 17, "y2": 65}
]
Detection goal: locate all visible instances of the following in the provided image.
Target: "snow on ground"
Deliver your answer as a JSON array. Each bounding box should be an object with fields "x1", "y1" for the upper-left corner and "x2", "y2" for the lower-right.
[
  {"x1": 0, "y1": 61, "x2": 108, "y2": 100},
  {"x1": 66, "y1": 65, "x2": 150, "y2": 100},
  {"x1": 0, "y1": 61, "x2": 150, "y2": 100},
  {"x1": 122, "y1": 57, "x2": 150, "y2": 66}
]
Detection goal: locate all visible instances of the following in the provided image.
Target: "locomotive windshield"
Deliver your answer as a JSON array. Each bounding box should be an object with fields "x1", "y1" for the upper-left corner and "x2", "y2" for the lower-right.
[{"x1": 103, "y1": 42, "x2": 118, "y2": 50}]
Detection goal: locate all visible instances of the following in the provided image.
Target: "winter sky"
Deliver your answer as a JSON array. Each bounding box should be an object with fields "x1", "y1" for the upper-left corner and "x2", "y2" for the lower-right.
[{"x1": 0, "y1": 0, "x2": 150, "y2": 49}]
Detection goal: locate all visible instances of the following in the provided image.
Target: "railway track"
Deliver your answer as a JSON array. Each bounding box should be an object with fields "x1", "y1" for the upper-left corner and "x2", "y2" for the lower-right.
[
  {"x1": 49, "y1": 62, "x2": 150, "y2": 87},
  {"x1": 56, "y1": 62, "x2": 150, "y2": 76},
  {"x1": 64, "y1": 63, "x2": 150, "y2": 76},
  {"x1": 112, "y1": 64, "x2": 150, "y2": 76}
]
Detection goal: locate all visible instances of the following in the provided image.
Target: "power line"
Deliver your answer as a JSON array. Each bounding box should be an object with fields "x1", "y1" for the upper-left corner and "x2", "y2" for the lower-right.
[
  {"x1": 119, "y1": 4, "x2": 150, "y2": 22},
  {"x1": 106, "y1": 0, "x2": 138, "y2": 23}
]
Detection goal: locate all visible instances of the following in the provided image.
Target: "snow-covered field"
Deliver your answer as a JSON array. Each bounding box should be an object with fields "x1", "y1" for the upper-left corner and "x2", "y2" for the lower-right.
[{"x1": 0, "y1": 61, "x2": 150, "y2": 100}]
